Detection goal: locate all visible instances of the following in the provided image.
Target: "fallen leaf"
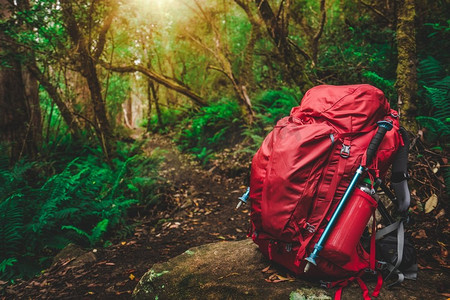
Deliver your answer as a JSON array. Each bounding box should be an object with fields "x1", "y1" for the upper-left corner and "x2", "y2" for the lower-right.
[
  {"x1": 432, "y1": 162, "x2": 440, "y2": 173},
  {"x1": 425, "y1": 194, "x2": 438, "y2": 213},
  {"x1": 433, "y1": 253, "x2": 450, "y2": 268},
  {"x1": 265, "y1": 273, "x2": 295, "y2": 283},
  {"x1": 437, "y1": 241, "x2": 448, "y2": 258},
  {"x1": 129, "y1": 273, "x2": 136, "y2": 280},
  {"x1": 413, "y1": 229, "x2": 428, "y2": 239},
  {"x1": 262, "y1": 266, "x2": 271, "y2": 273},
  {"x1": 435, "y1": 209, "x2": 446, "y2": 219},
  {"x1": 418, "y1": 264, "x2": 433, "y2": 270},
  {"x1": 218, "y1": 272, "x2": 240, "y2": 280}
]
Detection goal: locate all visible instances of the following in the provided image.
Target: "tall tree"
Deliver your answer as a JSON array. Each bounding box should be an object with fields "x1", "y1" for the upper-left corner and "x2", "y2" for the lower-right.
[
  {"x1": 60, "y1": 1, "x2": 117, "y2": 159},
  {"x1": 186, "y1": 0, "x2": 255, "y2": 122},
  {"x1": 395, "y1": 0, "x2": 418, "y2": 132},
  {"x1": 0, "y1": 0, "x2": 42, "y2": 162},
  {"x1": 254, "y1": 0, "x2": 313, "y2": 90}
]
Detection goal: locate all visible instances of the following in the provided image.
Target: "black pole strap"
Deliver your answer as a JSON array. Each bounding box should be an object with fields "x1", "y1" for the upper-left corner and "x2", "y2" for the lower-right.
[{"x1": 391, "y1": 127, "x2": 411, "y2": 212}]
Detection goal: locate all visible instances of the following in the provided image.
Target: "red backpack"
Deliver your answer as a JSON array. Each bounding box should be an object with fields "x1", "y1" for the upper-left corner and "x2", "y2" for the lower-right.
[{"x1": 249, "y1": 85, "x2": 403, "y2": 286}]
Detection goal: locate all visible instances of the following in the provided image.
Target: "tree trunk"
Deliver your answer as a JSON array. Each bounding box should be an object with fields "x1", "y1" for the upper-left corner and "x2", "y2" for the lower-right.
[
  {"x1": 150, "y1": 80, "x2": 163, "y2": 129},
  {"x1": 254, "y1": 0, "x2": 313, "y2": 91},
  {"x1": 61, "y1": 1, "x2": 114, "y2": 159},
  {"x1": 27, "y1": 62, "x2": 81, "y2": 139},
  {"x1": 395, "y1": 0, "x2": 417, "y2": 132},
  {"x1": 0, "y1": 60, "x2": 41, "y2": 162},
  {"x1": 0, "y1": 0, "x2": 41, "y2": 162},
  {"x1": 234, "y1": 0, "x2": 262, "y2": 89}
]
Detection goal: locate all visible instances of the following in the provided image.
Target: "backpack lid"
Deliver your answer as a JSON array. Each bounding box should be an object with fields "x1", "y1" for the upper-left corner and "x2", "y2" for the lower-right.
[{"x1": 291, "y1": 84, "x2": 391, "y2": 133}]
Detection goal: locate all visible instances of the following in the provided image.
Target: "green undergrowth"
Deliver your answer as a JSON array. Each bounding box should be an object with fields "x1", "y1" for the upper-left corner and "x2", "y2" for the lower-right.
[
  {"x1": 170, "y1": 90, "x2": 300, "y2": 164},
  {"x1": 0, "y1": 140, "x2": 164, "y2": 282},
  {"x1": 175, "y1": 99, "x2": 244, "y2": 165},
  {"x1": 242, "y1": 88, "x2": 300, "y2": 154}
]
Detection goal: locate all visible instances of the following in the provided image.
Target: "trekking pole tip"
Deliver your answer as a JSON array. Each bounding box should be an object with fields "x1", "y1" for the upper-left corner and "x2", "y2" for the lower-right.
[
  {"x1": 304, "y1": 262, "x2": 311, "y2": 273},
  {"x1": 236, "y1": 187, "x2": 250, "y2": 210}
]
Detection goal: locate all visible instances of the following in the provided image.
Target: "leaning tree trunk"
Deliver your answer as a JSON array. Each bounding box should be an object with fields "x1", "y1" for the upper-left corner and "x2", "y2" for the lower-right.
[
  {"x1": 395, "y1": 0, "x2": 418, "y2": 132},
  {"x1": 61, "y1": 1, "x2": 114, "y2": 160},
  {"x1": 27, "y1": 62, "x2": 81, "y2": 139}
]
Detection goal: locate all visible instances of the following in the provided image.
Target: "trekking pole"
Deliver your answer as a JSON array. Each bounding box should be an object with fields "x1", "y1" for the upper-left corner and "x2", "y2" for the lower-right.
[
  {"x1": 236, "y1": 187, "x2": 250, "y2": 209},
  {"x1": 304, "y1": 120, "x2": 393, "y2": 272}
]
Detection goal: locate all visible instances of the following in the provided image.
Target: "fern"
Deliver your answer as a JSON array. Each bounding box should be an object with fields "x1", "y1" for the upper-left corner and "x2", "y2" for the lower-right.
[
  {"x1": 0, "y1": 140, "x2": 163, "y2": 280},
  {"x1": 254, "y1": 88, "x2": 299, "y2": 126},
  {"x1": 62, "y1": 219, "x2": 109, "y2": 247},
  {"x1": 424, "y1": 76, "x2": 450, "y2": 122},
  {"x1": 0, "y1": 195, "x2": 23, "y2": 259},
  {"x1": 418, "y1": 56, "x2": 446, "y2": 86},
  {"x1": 416, "y1": 57, "x2": 450, "y2": 195},
  {"x1": 175, "y1": 99, "x2": 243, "y2": 163},
  {"x1": 0, "y1": 258, "x2": 17, "y2": 280}
]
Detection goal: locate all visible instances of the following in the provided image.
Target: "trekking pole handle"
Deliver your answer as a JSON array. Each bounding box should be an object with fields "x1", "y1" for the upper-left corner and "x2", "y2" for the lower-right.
[{"x1": 365, "y1": 120, "x2": 393, "y2": 167}]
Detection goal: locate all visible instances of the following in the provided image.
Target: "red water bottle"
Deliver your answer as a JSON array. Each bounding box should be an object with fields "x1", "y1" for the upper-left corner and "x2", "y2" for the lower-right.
[{"x1": 322, "y1": 183, "x2": 377, "y2": 264}]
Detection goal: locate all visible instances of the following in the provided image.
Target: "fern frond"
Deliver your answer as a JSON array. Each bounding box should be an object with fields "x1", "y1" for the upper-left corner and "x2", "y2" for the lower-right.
[
  {"x1": 62, "y1": 225, "x2": 90, "y2": 239},
  {"x1": 0, "y1": 257, "x2": 17, "y2": 280},
  {"x1": 425, "y1": 85, "x2": 450, "y2": 122},
  {"x1": 90, "y1": 219, "x2": 109, "y2": 245},
  {"x1": 416, "y1": 116, "x2": 450, "y2": 144},
  {"x1": 418, "y1": 56, "x2": 446, "y2": 86},
  {"x1": 113, "y1": 223, "x2": 138, "y2": 241},
  {"x1": 0, "y1": 194, "x2": 23, "y2": 259}
]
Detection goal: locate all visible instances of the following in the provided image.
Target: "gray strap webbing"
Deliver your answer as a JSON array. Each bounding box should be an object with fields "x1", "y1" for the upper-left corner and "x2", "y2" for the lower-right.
[
  {"x1": 385, "y1": 221, "x2": 404, "y2": 281},
  {"x1": 376, "y1": 221, "x2": 417, "y2": 287},
  {"x1": 375, "y1": 221, "x2": 400, "y2": 240}
]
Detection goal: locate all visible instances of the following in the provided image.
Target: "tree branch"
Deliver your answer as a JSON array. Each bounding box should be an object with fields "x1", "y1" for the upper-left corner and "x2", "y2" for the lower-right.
[
  {"x1": 94, "y1": 4, "x2": 117, "y2": 60},
  {"x1": 100, "y1": 62, "x2": 207, "y2": 107}
]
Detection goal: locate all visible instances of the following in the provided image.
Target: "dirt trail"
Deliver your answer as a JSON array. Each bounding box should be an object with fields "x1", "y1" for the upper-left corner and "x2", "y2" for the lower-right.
[{"x1": 3, "y1": 134, "x2": 251, "y2": 299}]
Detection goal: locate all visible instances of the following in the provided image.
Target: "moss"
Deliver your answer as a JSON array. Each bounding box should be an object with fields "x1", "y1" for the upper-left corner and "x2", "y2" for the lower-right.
[
  {"x1": 395, "y1": 0, "x2": 418, "y2": 132},
  {"x1": 289, "y1": 288, "x2": 332, "y2": 300}
]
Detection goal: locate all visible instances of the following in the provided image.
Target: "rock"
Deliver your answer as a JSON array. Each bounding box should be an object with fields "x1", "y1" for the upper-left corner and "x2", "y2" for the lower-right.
[
  {"x1": 133, "y1": 239, "x2": 447, "y2": 299},
  {"x1": 52, "y1": 243, "x2": 96, "y2": 269}
]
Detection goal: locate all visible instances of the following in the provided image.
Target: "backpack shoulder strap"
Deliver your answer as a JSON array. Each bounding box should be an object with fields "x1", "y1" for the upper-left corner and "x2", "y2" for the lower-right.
[{"x1": 391, "y1": 126, "x2": 411, "y2": 212}]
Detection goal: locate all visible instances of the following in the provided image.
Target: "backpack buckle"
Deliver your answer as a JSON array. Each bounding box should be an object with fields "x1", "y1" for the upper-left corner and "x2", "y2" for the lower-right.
[
  {"x1": 320, "y1": 280, "x2": 332, "y2": 289},
  {"x1": 377, "y1": 261, "x2": 388, "y2": 271},
  {"x1": 285, "y1": 243, "x2": 293, "y2": 252},
  {"x1": 304, "y1": 222, "x2": 316, "y2": 234},
  {"x1": 340, "y1": 144, "x2": 351, "y2": 158},
  {"x1": 364, "y1": 268, "x2": 377, "y2": 275}
]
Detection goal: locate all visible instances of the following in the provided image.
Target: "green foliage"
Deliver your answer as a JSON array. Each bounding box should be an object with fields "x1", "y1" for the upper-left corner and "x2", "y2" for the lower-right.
[
  {"x1": 318, "y1": 16, "x2": 397, "y2": 87},
  {"x1": 416, "y1": 56, "x2": 450, "y2": 194},
  {"x1": 176, "y1": 99, "x2": 243, "y2": 164},
  {"x1": 416, "y1": 116, "x2": 450, "y2": 145},
  {"x1": 416, "y1": 57, "x2": 450, "y2": 146},
  {"x1": 254, "y1": 89, "x2": 299, "y2": 126},
  {"x1": 418, "y1": 56, "x2": 446, "y2": 87},
  {"x1": 0, "y1": 141, "x2": 163, "y2": 281},
  {"x1": 146, "y1": 108, "x2": 185, "y2": 134},
  {"x1": 362, "y1": 71, "x2": 397, "y2": 105},
  {"x1": 62, "y1": 219, "x2": 109, "y2": 247},
  {"x1": 242, "y1": 89, "x2": 300, "y2": 154}
]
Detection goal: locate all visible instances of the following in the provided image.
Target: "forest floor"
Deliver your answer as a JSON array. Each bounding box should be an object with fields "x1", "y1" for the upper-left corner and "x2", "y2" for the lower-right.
[
  {"x1": 3, "y1": 133, "x2": 449, "y2": 299},
  {"x1": 3, "y1": 133, "x2": 252, "y2": 299}
]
